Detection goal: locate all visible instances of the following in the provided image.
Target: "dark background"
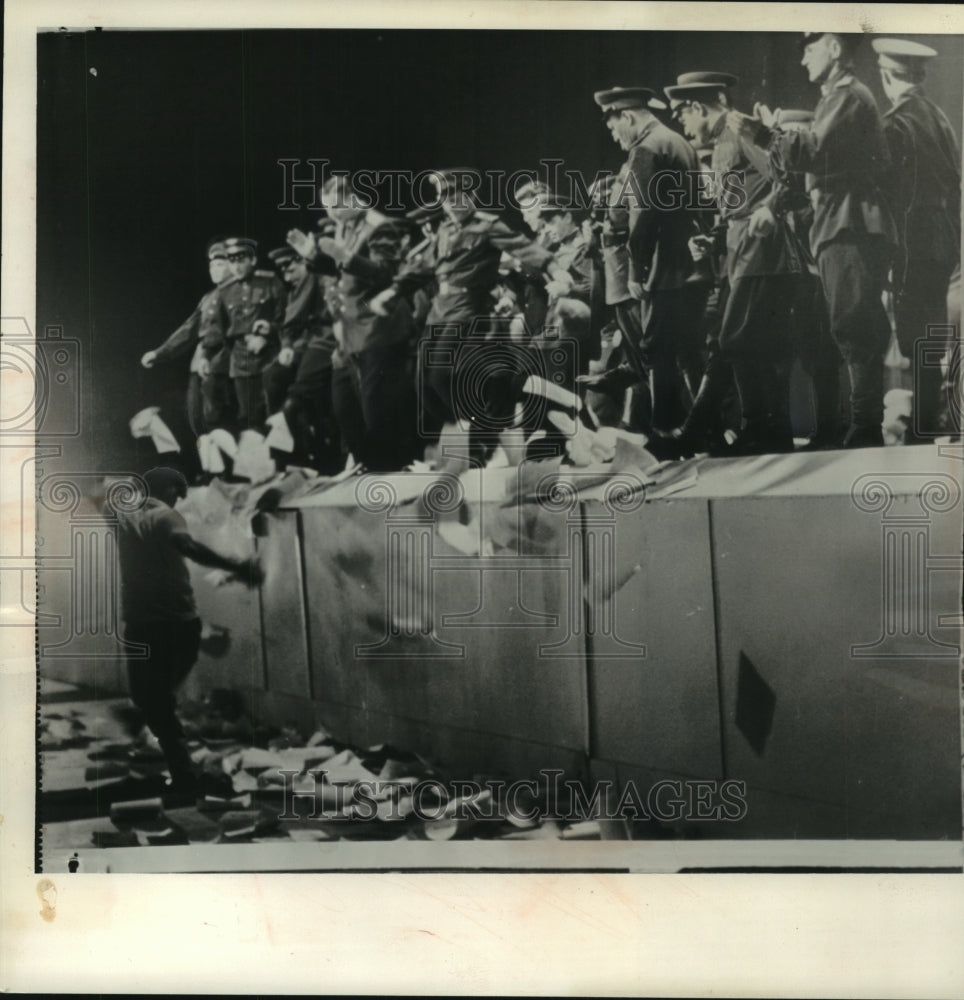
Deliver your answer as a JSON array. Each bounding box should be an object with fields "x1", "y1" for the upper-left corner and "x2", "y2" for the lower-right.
[{"x1": 37, "y1": 29, "x2": 964, "y2": 472}]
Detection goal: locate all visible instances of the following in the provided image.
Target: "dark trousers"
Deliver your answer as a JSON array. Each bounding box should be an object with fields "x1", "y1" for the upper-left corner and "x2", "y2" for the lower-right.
[
  {"x1": 233, "y1": 374, "x2": 267, "y2": 430},
  {"x1": 333, "y1": 340, "x2": 418, "y2": 472},
  {"x1": 639, "y1": 285, "x2": 707, "y2": 432},
  {"x1": 283, "y1": 349, "x2": 341, "y2": 474},
  {"x1": 816, "y1": 238, "x2": 891, "y2": 434},
  {"x1": 612, "y1": 298, "x2": 652, "y2": 431},
  {"x1": 680, "y1": 280, "x2": 736, "y2": 440},
  {"x1": 894, "y1": 258, "x2": 955, "y2": 437},
  {"x1": 792, "y1": 271, "x2": 843, "y2": 444},
  {"x1": 419, "y1": 326, "x2": 526, "y2": 466},
  {"x1": 124, "y1": 617, "x2": 202, "y2": 787},
  {"x1": 188, "y1": 373, "x2": 236, "y2": 436},
  {"x1": 719, "y1": 272, "x2": 797, "y2": 441},
  {"x1": 262, "y1": 356, "x2": 299, "y2": 416}
]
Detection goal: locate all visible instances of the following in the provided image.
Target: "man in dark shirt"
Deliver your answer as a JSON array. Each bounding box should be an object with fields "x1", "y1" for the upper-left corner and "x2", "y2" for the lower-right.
[
  {"x1": 113, "y1": 467, "x2": 261, "y2": 796},
  {"x1": 873, "y1": 37, "x2": 961, "y2": 439},
  {"x1": 730, "y1": 32, "x2": 897, "y2": 448}
]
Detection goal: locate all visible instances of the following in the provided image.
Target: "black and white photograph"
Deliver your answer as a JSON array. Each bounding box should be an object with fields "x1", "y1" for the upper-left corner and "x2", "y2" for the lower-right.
[{"x1": 2, "y1": 0, "x2": 963, "y2": 994}]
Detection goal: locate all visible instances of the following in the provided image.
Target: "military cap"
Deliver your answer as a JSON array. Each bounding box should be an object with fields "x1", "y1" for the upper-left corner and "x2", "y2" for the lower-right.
[
  {"x1": 206, "y1": 238, "x2": 227, "y2": 260},
  {"x1": 800, "y1": 31, "x2": 864, "y2": 54},
  {"x1": 224, "y1": 236, "x2": 258, "y2": 256},
  {"x1": 267, "y1": 246, "x2": 298, "y2": 267},
  {"x1": 664, "y1": 71, "x2": 738, "y2": 104},
  {"x1": 406, "y1": 204, "x2": 445, "y2": 224},
  {"x1": 593, "y1": 86, "x2": 657, "y2": 114},
  {"x1": 872, "y1": 37, "x2": 938, "y2": 72}
]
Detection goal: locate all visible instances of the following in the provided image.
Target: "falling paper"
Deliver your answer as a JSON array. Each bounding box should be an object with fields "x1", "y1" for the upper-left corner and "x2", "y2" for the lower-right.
[
  {"x1": 264, "y1": 411, "x2": 295, "y2": 453},
  {"x1": 209, "y1": 427, "x2": 239, "y2": 459},
  {"x1": 129, "y1": 406, "x2": 180, "y2": 454},
  {"x1": 197, "y1": 434, "x2": 224, "y2": 474},
  {"x1": 233, "y1": 430, "x2": 275, "y2": 484}
]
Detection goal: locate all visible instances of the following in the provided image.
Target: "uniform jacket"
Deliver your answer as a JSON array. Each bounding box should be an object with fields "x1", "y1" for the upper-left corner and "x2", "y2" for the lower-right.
[
  {"x1": 155, "y1": 285, "x2": 230, "y2": 375},
  {"x1": 622, "y1": 118, "x2": 702, "y2": 291},
  {"x1": 882, "y1": 86, "x2": 961, "y2": 280},
  {"x1": 710, "y1": 114, "x2": 803, "y2": 281},
  {"x1": 764, "y1": 68, "x2": 897, "y2": 256},
  {"x1": 203, "y1": 270, "x2": 286, "y2": 378},
  {"x1": 325, "y1": 210, "x2": 412, "y2": 356},
  {"x1": 395, "y1": 210, "x2": 555, "y2": 326},
  {"x1": 551, "y1": 228, "x2": 593, "y2": 303},
  {"x1": 281, "y1": 271, "x2": 337, "y2": 363}
]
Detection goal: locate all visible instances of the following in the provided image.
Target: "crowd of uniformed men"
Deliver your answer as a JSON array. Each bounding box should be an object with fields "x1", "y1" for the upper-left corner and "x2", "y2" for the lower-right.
[{"x1": 142, "y1": 33, "x2": 962, "y2": 476}]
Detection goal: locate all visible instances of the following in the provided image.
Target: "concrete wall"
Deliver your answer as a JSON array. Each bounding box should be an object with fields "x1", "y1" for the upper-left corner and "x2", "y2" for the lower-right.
[{"x1": 37, "y1": 450, "x2": 964, "y2": 838}]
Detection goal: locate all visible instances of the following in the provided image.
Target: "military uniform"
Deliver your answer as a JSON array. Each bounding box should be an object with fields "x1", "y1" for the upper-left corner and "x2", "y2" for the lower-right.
[
  {"x1": 874, "y1": 38, "x2": 962, "y2": 437},
  {"x1": 394, "y1": 202, "x2": 557, "y2": 449},
  {"x1": 597, "y1": 86, "x2": 706, "y2": 432},
  {"x1": 667, "y1": 72, "x2": 804, "y2": 453},
  {"x1": 153, "y1": 283, "x2": 235, "y2": 435},
  {"x1": 203, "y1": 244, "x2": 286, "y2": 430},
  {"x1": 322, "y1": 210, "x2": 419, "y2": 472},
  {"x1": 262, "y1": 247, "x2": 342, "y2": 471},
  {"x1": 747, "y1": 48, "x2": 897, "y2": 445}
]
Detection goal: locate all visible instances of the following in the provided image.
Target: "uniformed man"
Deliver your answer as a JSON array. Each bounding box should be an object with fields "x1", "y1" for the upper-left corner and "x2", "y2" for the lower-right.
[
  {"x1": 514, "y1": 177, "x2": 558, "y2": 335},
  {"x1": 202, "y1": 237, "x2": 286, "y2": 431},
  {"x1": 386, "y1": 168, "x2": 573, "y2": 466},
  {"x1": 768, "y1": 109, "x2": 844, "y2": 450},
  {"x1": 729, "y1": 32, "x2": 897, "y2": 448},
  {"x1": 263, "y1": 245, "x2": 341, "y2": 472},
  {"x1": 293, "y1": 175, "x2": 418, "y2": 472},
  {"x1": 577, "y1": 169, "x2": 654, "y2": 433},
  {"x1": 533, "y1": 196, "x2": 596, "y2": 387},
  {"x1": 141, "y1": 238, "x2": 236, "y2": 439},
  {"x1": 666, "y1": 71, "x2": 803, "y2": 454},
  {"x1": 595, "y1": 86, "x2": 707, "y2": 436},
  {"x1": 873, "y1": 38, "x2": 962, "y2": 440}
]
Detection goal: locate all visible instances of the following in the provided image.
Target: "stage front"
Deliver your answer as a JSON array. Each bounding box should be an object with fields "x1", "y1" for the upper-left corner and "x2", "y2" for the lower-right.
[{"x1": 37, "y1": 445, "x2": 964, "y2": 840}]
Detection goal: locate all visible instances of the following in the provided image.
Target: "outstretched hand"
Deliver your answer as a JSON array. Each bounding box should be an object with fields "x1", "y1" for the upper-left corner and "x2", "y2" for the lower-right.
[{"x1": 232, "y1": 557, "x2": 264, "y2": 588}]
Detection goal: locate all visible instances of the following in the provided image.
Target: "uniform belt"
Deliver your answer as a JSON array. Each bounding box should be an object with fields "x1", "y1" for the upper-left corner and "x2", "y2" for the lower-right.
[{"x1": 600, "y1": 232, "x2": 628, "y2": 248}]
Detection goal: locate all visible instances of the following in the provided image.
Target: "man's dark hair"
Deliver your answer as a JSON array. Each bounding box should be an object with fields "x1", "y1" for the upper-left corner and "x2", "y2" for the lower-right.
[{"x1": 143, "y1": 467, "x2": 188, "y2": 501}]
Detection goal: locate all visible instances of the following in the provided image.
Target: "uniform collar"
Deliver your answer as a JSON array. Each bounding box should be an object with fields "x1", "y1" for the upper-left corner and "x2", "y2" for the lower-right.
[
  {"x1": 708, "y1": 112, "x2": 729, "y2": 144},
  {"x1": 821, "y1": 63, "x2": 853, "y2": 96},
  {"x1": 628, "y1": 117, "x2": 659, "y2": 150},
  {"x1": 884, "y1": 84, "x2": 924, "y2": 117}
]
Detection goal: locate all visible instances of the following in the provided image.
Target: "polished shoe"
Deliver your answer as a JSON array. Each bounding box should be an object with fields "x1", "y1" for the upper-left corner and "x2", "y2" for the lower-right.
[
  {"x1": 645, "y1": 430, "x2": 684, "y2": 462},
  {"x1": 842, "y1": 424, "x2": 884, "y2": 449}
]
